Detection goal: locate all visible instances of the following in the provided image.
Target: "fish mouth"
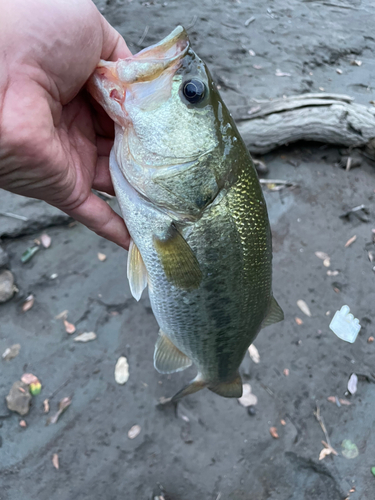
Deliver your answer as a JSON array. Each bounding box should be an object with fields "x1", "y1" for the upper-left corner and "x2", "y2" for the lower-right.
[{"x1": 99, "y1": 26, "x2": 190, "y2": 85}]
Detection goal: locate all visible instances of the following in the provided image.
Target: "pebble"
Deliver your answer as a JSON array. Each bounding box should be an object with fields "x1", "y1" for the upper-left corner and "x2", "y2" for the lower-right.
[
  {"x1": 6, "y1": 381, "x2": 32, "y2": 416},
  {"x1": 0, "y1": 270, "x2": 15, "y2": 303}
]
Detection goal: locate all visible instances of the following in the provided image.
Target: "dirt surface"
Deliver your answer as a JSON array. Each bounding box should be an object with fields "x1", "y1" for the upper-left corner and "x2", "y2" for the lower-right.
[{"x1": 1, "y1": 1, "x2": 375, "y2": 499}]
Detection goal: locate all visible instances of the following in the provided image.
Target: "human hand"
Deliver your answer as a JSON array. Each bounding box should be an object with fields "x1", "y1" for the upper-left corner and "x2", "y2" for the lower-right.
[{"x1": 0, "y1": 0, "x2": 131, "y2": 249}]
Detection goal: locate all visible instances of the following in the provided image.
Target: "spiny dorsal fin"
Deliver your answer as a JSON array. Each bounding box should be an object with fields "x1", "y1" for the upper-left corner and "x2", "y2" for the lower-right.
[
  {"x1": 127, "y1": 239, "x2": 148, "y2": 301},
  {"x1": 262, "y1": 296, "x2": 284, "y2": 329},
  {"x1": 208, "y1": 372, "x2": 243, "y2": 398},
  {"x1": 154, "y1": 331, "x2": 192, "y2": 374},
  {"x1": 153, "y1": 224, "x2": 202, "y2": 290}
]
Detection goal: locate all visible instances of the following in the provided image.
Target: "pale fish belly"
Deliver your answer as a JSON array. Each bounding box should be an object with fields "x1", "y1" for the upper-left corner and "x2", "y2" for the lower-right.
[{"x1": 111, "y1": 152, "x2": 272, "y2": 384}]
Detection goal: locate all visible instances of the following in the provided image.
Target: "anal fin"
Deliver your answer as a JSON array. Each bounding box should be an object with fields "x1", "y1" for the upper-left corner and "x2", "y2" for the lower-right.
[
  {"x1": 153, "y1": 224, "x2": 202, "y2": 290},
  {"x1": 154, "y1": 331, "x2": 192, "y2": 374},
  {"x1": 262, "y1": 296, "x2": 284, "y2": 329},
  {"x1": 208, "y1": 372, "x2": 243, "y2": 398},
  {"x1": 127, "y1": 239, "x2": 148, "y2": 301}
]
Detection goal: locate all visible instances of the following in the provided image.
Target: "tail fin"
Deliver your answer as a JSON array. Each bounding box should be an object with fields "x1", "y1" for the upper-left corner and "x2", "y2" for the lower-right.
[
  {"x1": 208, "y1": 372, "x2": 243, "y2": 398},
  {"x1": 162, "y1": 375, "x2": 207, "y2": 404}
]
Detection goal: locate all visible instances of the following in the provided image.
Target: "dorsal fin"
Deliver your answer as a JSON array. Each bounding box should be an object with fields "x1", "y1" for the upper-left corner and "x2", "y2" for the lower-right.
[
  {"x1": 208, "y1": 372, "x2": 243, "y2": 398},
  {"x1": 262, "y1": 296, "x2": 284, "y2": 328}
]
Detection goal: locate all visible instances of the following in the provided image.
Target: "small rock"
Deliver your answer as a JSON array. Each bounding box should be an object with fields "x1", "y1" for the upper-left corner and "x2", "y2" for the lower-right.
[
  {"x1": 2, "y1": 344, "x2": 21, "y2": 361},
  {"x1": 247, "y1": 405, "x2": 257, "y2": 416},
  {"x1": 6, "y1": 381, "x2": 32, "y2": 416},
  {"x1": 0, "y1": 270, "x2": 16, "y2": 303},
  {"x1": 0, "y1": 245, "x2": 9, "y2": 268}
]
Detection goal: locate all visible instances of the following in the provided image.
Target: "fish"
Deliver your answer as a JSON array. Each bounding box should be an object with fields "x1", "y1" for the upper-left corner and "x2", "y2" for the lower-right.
[{"x1": 88, "y1": 26, "x2": 283, "y2": 403}]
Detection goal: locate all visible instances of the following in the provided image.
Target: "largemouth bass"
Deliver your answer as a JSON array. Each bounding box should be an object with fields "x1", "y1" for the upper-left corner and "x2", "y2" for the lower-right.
[{"x1": 88, "y1": 26, "x2": 283, "y2": 402}]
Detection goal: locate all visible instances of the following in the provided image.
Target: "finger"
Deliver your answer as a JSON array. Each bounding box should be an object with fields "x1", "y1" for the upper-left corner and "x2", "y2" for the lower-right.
[
  {"x1": 65, "y1": 192, "x2": 130, "y2": 250},
  {"x1": 99, "y1": 15, "x2": 132, "y2": 61},
  {"x1": 92, "y1": 155, "x2": 115, "y2": 195}
]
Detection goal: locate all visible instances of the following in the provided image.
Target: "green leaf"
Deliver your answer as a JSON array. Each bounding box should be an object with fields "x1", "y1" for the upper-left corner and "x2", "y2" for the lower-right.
[
  {"x1": 371, "y1": 467, "x2": 375, "y2": 477},
  {"x1": 21, "y1": 246, "x2": 40, "y2": 263},
  {"x1": 341, "y1": 439, "x2": 359, "y2": 459}
]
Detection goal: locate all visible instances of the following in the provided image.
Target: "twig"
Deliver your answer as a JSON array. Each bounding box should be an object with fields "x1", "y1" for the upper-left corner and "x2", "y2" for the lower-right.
[
  {"x1": 0, "y1": 211, "x2": 29, "y2": 221},
  {"x1": 185, "y1": 15, "x2": 198, "y2": 30},
  {"x1": 137, "y1": 26, "x2": 149, "y2": 46},
  {"x1": 259, "y1": 179, "x2": 298, "y2": 189},
  {"x1": 244, "y1": 16, "x2": 255, "y2": 27},
  {"x1": 323, "y1": 2, "x2": 358, "y2": 9},
  {"x1": 314, "y1": 404, "x2": 337, "y2": 453}
]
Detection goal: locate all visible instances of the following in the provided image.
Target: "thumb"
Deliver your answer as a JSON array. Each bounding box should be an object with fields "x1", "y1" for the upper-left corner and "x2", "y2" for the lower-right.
[{"x1": 99, "y1": 13, "x2": 132, "y2": 61}]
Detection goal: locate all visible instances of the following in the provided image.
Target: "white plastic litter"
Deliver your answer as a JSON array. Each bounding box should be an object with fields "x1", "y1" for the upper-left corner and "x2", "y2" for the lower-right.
[{"x1": 329, "y1": 305, "x2": 361, "y2": 343}]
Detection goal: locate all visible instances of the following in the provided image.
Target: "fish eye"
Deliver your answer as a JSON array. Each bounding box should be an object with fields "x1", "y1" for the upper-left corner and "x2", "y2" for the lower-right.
[{"x1": 182, "y1": 79, "x2": 206, "y2": 104}]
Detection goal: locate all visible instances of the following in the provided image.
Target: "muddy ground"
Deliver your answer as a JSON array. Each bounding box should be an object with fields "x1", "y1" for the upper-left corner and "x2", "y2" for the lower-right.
[{"x1": 1, "y1": 1, "x2": 375, "y2": 499}]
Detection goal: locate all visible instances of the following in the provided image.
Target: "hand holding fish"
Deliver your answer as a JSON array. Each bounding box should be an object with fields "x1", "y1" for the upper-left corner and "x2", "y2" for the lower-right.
[{"x1": 0, "y1": 0, "x2": 131, "y2": 249}]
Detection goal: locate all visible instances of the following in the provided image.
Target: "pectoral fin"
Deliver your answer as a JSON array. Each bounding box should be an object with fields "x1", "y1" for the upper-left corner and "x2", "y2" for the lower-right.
[
  {"x1": 154, "y1": 331, "x2": 192, "y2": 374},
  {"x1": 262, "y1": 296, "x2": 284, "y2": 328},
  {"x1": 127, "y1": 239, "x2": 148, "y2": 301},
  {"x1": 153, "y1": 224, "x2": 202, "y2": 290},
  {"x1": 208, "y1": 372, "x2": 243, "y2": 398}
]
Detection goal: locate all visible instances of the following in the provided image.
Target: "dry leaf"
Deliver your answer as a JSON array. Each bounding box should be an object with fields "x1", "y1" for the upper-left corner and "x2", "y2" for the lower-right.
[
  {"x1": 52, "y1": 453, "x2": 59, "y2": 470},
  {"x1": 333, "y1": 287, "x2": 340, "y2": 294},
  {"x1": 295, "y1": 317, "x2": 303, "y2": 325},
  {"x1": 40, "y1": 233, "x2": 51, "y2": 248},
  {"x1": 248, "y1": 344, "x2": 260, "y2": 364},
  {"x1": 128, "y1": 424, "x2": 141, "y2": 439},
  {"x1": 327, "y1": 396, "x2": 336, "y2": 403},
  {"x1": 97, "y1": 252, "x2": 107, "y2": 262},
  {"x1": 327, "y1": 270, "x2": 339, "y2": 276},
  {"x1": 283, "y1": 368, "x2": 289, "y2": 376},
  {"x1": 19, "y1": 419, "x2": 27, "y2": 427},
  {"x1": 21, "y1": 373, "x2": 39, "y2": 385},
  {"x1": 115, "y1": 356, "x2": 130, "y2": 385},
  {"x1": 297, "y1": 300, "x2": 311, "y2": 317},
  {"x1": 315, "y1": 251, "x2": 329, "y2": 260},
  {"x1": 319, "y1": 447, "x2": 334, "y2": 460},
  {"x1": 43, "y1": 399, "x2": 50, "y2": 413},
  {"x1": 269, "y1": 427, "x2": 279, "y2": 439},
  {"x1": 368, "y1": 336, "x2": 374, "y2": 343},
  {"x1": 2, "y1": 344, "x2": 21, "y2": 360},
  {"x1": 55, "y1": 310, "x2": 68, "y2": 320},
  {"x1": 339, "y1": 399, "x2": 352, "y2": 406},
  {"x1": 238, "y1": 384, "x2": 258, "y2": 407},
  {"x1": 22, "y1": 294, "x2": 34, "y2": 312},
  {"x1": 280, "y1": 419, "x2": 286, "y2": 426},
  {"x1": 350, "y1": 59, "x2": 362, "y2": 66},
  {"x1": 63, "y1": 320, "x2": 76, "y2": 334},
  {"x1": 74, "y1": 332, "x2": 97, "y2": 342},
  {"x1": 347, "y1": 373, "x2": 358, "y2": 395},
  {"x1": 345, "y1": 235, "x2": 357, "y2": 248},
  {"x1": 47, "y1": 397, "x2": 71, "y2": 425}
]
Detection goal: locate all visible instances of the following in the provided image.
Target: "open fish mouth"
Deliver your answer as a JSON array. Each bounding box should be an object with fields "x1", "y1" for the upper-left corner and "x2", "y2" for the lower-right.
[{"x1": 98, "y1": 26, "x2": 189, "y2": 85}]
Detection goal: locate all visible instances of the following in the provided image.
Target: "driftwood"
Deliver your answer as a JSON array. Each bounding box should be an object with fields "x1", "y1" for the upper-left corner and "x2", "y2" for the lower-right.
[{"x1": 236, "y1": 93, "x2": 375, "y2": 155}]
